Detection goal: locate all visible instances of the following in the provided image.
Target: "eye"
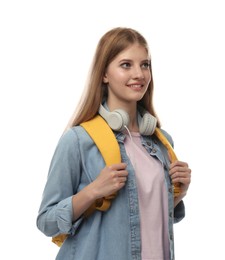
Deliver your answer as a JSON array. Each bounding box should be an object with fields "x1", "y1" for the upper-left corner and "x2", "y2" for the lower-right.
[
  {"x1": 121, "y1": 62, "x2": 131, "y2": 68},
  {"x1": 141, "y1": 62, "x2": 151, "y2": 69}
]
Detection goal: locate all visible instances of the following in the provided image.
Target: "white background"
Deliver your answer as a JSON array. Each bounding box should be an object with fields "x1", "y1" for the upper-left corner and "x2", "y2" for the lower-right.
[{"x1": 1, "y1": 0, "x2": 224, "y2": 259}]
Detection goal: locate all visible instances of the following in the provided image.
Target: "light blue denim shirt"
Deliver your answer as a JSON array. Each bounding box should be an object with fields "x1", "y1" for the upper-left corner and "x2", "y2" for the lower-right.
[{"x1": 37, "y1": 124, "x2": 185, "y2": 260}]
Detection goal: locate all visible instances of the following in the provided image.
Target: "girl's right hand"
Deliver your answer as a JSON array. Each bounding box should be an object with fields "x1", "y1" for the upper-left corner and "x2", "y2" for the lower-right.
[
  {"x1": 72, "y1": 163, "x2": 128, "y2": 220},
  {"x1": 91, "y1": 163, "x2": 128, "y2": 199}
]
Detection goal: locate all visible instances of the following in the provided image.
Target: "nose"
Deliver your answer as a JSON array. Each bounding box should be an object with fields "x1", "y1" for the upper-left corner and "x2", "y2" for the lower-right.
[{"x1": 132, "y1": 65, "x2": 144, "y2": 79}]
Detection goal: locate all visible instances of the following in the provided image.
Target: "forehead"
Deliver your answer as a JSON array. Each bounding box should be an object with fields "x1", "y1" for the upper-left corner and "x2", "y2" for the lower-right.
[{"x1": 115, "y1": 43, "x2": 150, "y2": 61}]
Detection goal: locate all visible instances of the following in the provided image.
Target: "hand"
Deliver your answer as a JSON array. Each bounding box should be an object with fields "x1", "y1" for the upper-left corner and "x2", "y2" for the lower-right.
[
  {"x1": 169, "y1": 160, "x2": 191, "y2": 197},
  {"x1": 91, "y1": 163, "x2": 128, "y2": 199}
]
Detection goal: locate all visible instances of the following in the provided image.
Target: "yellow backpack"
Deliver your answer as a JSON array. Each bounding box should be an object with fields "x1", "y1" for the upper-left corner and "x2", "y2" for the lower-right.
[{"x1": 52, "y1": 115, "x2": 180, "y2": 246}]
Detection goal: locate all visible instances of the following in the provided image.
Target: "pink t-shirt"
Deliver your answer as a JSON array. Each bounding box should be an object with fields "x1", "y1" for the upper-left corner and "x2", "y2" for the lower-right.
[{"x1": 124, "y1": 132, "x2": 170, "y2": 260}]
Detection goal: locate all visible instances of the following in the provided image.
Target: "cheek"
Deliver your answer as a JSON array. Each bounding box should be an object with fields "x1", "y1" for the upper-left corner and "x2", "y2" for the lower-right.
[{"x1": 108, "y1": 71, "x2": 128, "y2": 84}]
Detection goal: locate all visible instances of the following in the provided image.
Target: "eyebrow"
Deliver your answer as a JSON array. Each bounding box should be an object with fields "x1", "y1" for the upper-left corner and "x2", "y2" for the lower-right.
[{"x1": 119, "y1": 59, "x2": 151, "y2": 63}]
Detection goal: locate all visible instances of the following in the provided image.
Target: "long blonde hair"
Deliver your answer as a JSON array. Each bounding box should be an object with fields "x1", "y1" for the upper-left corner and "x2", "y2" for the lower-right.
[{"x1": 66, "y1": 27, "x2": 161, "y2": 129}]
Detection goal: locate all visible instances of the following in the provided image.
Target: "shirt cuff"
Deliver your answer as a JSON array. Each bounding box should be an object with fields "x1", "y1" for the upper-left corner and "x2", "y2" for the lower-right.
[
  {"x1": 174, "y1": 200, "x2": 185, "y2": 223},
  {"x1": 56, "y1": 196, "x2": 83, "y2": 236}
]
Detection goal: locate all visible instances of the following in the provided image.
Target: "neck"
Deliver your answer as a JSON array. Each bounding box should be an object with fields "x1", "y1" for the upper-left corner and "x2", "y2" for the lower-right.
[{"x1": 126, "y1": 106, "x2": 139, "y2": 132}]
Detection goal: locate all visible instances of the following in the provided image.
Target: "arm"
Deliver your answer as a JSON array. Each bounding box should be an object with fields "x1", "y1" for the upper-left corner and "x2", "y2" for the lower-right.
[
  {"x1": 72, "y1": 163, "x2": 128, "y2": 221},
  {"x1": 37, "y1": 128, "x2": 128, "y2": 236},
  {"x1": 36, "y1": 129, "x2": 82, "y2": 237}
]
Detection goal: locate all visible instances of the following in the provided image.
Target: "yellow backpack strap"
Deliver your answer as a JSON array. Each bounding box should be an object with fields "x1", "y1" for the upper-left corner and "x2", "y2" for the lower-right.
[
  {"x1": 154, "y1": 127, "x2": 181, "y2": 197},
  {"x1": 80, "y1": 115, "x2": 121, "y2": 217},
  {"x1": 52, "y1": 234, "x2": 68, "y2": 247},
  {"x1": 52, "y1": 115, "x2": 121, "y2": 247},
  {"x1": 81, "y1": 115, "x2": 121, "y2": 166}
]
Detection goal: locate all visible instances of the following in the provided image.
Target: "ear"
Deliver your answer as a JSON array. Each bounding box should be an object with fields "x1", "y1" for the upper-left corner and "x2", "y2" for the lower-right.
[{"x1": 103, "y1": 73, "x2": 108, "y2": 84}]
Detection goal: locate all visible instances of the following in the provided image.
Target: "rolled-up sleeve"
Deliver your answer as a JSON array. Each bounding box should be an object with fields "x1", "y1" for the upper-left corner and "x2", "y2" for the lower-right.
[
  {"x1": 36, "y1": 128, "x2": 82, "y2": 237},
  {"x1": 174, "y1": 200, "x2": 185, "y2": 223}
]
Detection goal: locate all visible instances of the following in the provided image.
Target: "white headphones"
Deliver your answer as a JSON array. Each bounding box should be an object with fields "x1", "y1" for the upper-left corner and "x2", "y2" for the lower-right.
[{"x1": 98, "y1": 104, "x2": 157, "y2": 135}]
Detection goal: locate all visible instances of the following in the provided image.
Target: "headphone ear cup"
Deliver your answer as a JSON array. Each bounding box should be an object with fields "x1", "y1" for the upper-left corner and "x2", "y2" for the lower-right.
[
  {"x1": 139, "y1": 113, "x2": 157, "y2": 135},
  {"x1": 98, "y1": 104, "x2": 130, "y2": 132},
  {"x1": 107, "y1": 109, "x2": 130, "y2": 131}
]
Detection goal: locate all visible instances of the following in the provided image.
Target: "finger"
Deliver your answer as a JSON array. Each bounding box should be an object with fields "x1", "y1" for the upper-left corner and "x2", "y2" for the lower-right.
[
  {"x1": 117, "y1": 170, "x2": 128, "y2": 177},
  {"x1": 170, "y1": 172, "x2": 191, "y2": 189},
  {"x1": 109, "y1": 163, "x2": 127, "y2": 171},
  {"x1": 171, "y1": 170, "x2": 191, "y2": 179},
  {"x1": 171, "y1": 176, "x2": 191, "y2": 185},
  {"x1": 113, "y1": 177, "x2": 127, "y2": 189},
  {"x1": 170, "y1": 170, "x2": 191, "y2": 181},
  {"x1": 112, "y1": 171, "x2": 128, "y2": 181},
  {"x1": 111, "y1": 172, "x2": 128, "y2": 182},
  {"x1": 170, "y1": 160, "x2": 189, "y2": 169},
  {"x1": 169, "y1": 165, "x2": 191, "y2": 176},
  {"x1": 119, "y1": 177, "x2": 127, "y2": 182}
]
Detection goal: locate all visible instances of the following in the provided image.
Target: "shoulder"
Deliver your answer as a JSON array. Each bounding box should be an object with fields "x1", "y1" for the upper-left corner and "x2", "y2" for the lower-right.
[
  {"x1": 60, "y1": 126, "x2": 91, "y2": 143},
  {"x1": 55, "y1": 126, "x2": 92, "y2": 151},
  {"x1": 61, "y1": 125, "x2": 96, "y2": 147},
  {"x1": 52, "y1": 126, "x2": 96, "y2": 162}
]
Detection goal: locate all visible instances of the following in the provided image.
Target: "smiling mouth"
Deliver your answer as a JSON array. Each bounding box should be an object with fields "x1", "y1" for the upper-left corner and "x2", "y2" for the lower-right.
[{"x1": 128, "y1": 84, "x2": 143, "y2": 89}]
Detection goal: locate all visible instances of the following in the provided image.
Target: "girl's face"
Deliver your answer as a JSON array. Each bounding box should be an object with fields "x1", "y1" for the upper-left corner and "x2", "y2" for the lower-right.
[{"x1": 103, "y1": 43, "x2": 151, "y2": 109}]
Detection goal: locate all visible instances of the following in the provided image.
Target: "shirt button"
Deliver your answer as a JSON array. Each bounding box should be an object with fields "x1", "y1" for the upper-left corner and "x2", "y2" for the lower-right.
[
  {"x1": 152, "y1": 148, "x2": 157, "y2": 153},
  {"x1": 153, "y1": 139, "x2": 157, "y2": 144},
  {"x1": 169, "y1": 187, "x2": 173, "y2": 193},
  {"x1": 146, "y1": 141, "x2": 151, "y2": 146}
]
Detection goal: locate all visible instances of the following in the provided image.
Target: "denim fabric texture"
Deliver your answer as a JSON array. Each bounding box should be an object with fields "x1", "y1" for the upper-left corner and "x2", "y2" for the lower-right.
[{"x1": 37, "y1": 125, "x2": 185, "y2": 260}]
